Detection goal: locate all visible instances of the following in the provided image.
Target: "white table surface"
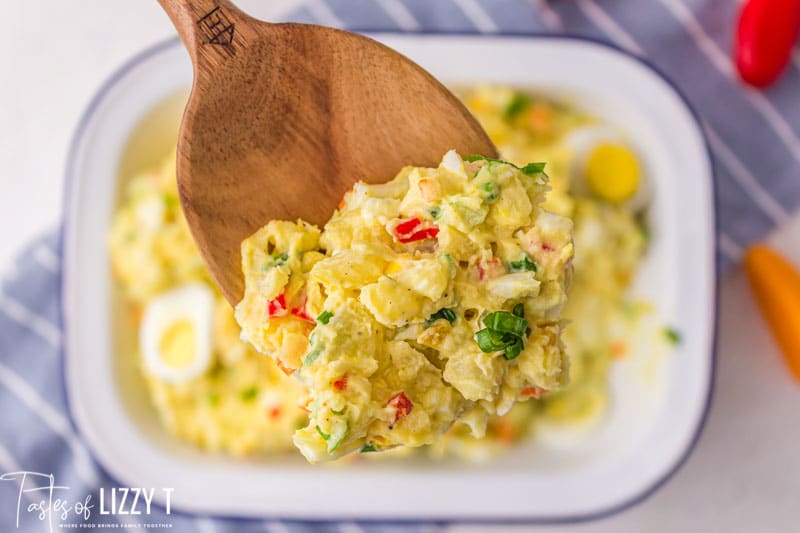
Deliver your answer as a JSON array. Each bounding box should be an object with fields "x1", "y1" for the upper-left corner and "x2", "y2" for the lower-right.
[{"x1": 2, "y1": 2, "x2": 798, "y2": 531}]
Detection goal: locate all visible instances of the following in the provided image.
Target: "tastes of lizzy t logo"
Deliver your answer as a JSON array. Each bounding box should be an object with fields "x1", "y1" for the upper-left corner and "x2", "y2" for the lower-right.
[{"x1": 0, "y1": 471, "x2": 173, "y2": 531}]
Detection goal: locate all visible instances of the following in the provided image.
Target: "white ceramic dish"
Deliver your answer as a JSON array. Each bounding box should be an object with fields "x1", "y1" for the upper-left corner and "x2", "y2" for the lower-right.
[{"x1": 63, "y1": 34, "x2": 716, "y2": 523}]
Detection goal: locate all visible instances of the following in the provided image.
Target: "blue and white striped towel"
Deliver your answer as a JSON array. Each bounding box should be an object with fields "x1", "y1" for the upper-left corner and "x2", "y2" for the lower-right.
[{"x1": 2, "y1": 0, "x2": 799, "y2": 531}]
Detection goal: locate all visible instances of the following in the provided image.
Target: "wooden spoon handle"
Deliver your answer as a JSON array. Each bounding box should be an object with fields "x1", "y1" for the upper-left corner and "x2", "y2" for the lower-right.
[{"x1": 157, "y1": 0, "x2": 255, "y2": 66}]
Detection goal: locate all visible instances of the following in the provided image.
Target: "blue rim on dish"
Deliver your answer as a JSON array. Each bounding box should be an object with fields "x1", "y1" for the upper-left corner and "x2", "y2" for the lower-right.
[{"x1": 60, "y1": 31, "x2": 719, "y2": 525}]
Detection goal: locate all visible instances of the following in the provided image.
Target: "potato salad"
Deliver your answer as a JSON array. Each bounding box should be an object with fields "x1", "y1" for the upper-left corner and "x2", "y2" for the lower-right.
[
  {"x1": 235, "y1": 150, "x2": 574, "y2": 462},
  {"x1": 109, "y1": 155, "x2": 307, "y2": 456},
  {"x1": 110, "y1": 86, "x2": 655, "y2": 463}
]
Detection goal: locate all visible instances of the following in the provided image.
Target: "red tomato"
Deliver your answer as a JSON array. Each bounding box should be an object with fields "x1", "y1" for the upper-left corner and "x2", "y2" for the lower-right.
[{"x1": 735, "y1": 0, "x2": 800, "y2": 87}]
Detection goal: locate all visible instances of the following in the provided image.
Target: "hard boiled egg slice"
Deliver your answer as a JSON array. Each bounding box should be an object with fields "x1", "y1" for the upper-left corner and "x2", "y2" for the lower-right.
[
  {"x1": 565, "y1": 126, "x2": 650, "y2": 212},
  {"x1": 140, "y1": 283, "x2": 214, "y2": 384}
]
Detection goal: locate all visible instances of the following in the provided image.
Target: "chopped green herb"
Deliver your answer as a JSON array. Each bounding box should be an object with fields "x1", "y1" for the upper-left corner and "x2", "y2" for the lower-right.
[
  {"x1": 426, "y1": 308, "x2": 457, "y2": 327},
  {"x1": 316, "y1": 425, "x2": 330, "y2": 441},
  {"x1": 504, "y1": 92, "x2": 530, "y2": 119},
  {"x1": 360, "y1": 444, "x2": 378, "y2": 453},
  {"x1": 509, "y1": 254, "x2": 537, "y2": 273},
  {"x1": 240, "y1": 386, "x2": 259, "y2": 402},
  {"x1": 317, "y1": 310, "x2": 334, "y2": 325},
  {"x1": 664, "y1": 327, "x2": 682, "y2": 345},
  {"x1": 483, "y1": 311, "x2": 528, "y2": 337},
  {"x1": 480, "y1": 181, "x2": 500, "y2": 202},
  {"x1": 513, "y1": 303, "x2": 525, "y2": 318},
  {"x1": 503, "y1": 337, "x2": 524, "y2": 360},
  {"x1": 429, "y1": 206, "x2": 441, "y2": 219}
]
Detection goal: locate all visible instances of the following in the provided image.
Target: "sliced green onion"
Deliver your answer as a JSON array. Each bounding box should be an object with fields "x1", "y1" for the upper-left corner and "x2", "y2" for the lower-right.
[
  {"x1": 483, "y1": 311, "x2": 528, "y2": 337},
  {"x1": 664, "y1": 327, "x2": 682, "y2": 345},
  {"x1": 503, "y1": 337, "x2": 524, "y2": 360},
  {"x1": 475, "y1": 328, "x2": 516, "y2": 352},
  {"x1": 504, "y1": 92, "x2": 530, "y2": 119},
  {"x1": 513, "y1": 303, "x2": 525, "y2": 318},
  {"x1": 509, "y1": 254, "x2": 537, "y2": 273},
  {"x1": 240, "y1": 386, "x2": 259, "y2": 402},
  {"x1": 303, "y1": 347, "x2": 322, "y2": 367},
  {"x1": 520, "y1": 162, "x2": 546, "y2": 176},
  {"x1": 360, "y1": 443, "x2": 378, "y2": 453},
  {"x1": 262, "y1": 252, "x2": 289, "y2": 270},
  {"x1": 429, "y1": 206, "x2": 441, "y2": 219},
  {"x1": 164, "y1": 194, "x2": 179, "y2": 209},
  {"x1": 328, "y1": 421, "x2": 350, "y2": 453},
  {"x1": 316, "y1": 425, "x2": 330, "y2": 441},
  {"x1": 426, "y1": 308, "x2": 457, "y2": 327},
  {"x1": 463, "y1": 155, "x2": 547, "y2": 178},
  {"x1": 480, "y1": 181, "x2": 500, "y2": 202},
  {"x1": 316, "y1": 310, "x2": 334, "y2": 325}
]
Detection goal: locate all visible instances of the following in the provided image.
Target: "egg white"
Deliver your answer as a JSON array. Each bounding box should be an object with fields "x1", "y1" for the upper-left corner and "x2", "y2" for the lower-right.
[{"x1": 140, "y1": 282, "x2": 214, "y2": 384}]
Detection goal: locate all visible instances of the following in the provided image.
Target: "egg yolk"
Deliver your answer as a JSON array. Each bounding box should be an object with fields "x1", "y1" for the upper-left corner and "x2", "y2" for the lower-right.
[
  {"x1": 159, "y1": 319, "x2": 196, "y2": 369},
  {"x1": 585, "y1": 143, "x2": 641, "y2": 203}
]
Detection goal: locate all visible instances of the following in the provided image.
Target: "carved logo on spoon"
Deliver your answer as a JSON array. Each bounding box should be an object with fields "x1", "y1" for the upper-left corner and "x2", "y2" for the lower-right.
[{"x1": 197, "y1": 6, "x2": 235, "y2": 46}]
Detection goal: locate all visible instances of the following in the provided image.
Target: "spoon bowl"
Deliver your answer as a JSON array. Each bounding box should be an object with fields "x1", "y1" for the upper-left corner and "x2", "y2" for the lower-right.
[{"x1": 157, "y1": 0, "x2": 497, "y2": 304}]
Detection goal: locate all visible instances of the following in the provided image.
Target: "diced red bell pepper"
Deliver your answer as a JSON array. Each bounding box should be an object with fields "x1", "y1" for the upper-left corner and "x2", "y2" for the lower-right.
[
  {"x1": 268, "y1": 292, "x2": 314, "y2": 322},
  {"x1": 267, "y1": 293, "x2": 288, "y2": 317},
  {"x1": 297, "y1": 399, "x2": 311, "y2": 413},
  {"x1": 289, "y1": 293, "x2": 315, "y2": 323},
  {"x1": 395, "y1": 217, "x2": 422, "y2": 235},
  {"x1": 386, "y1": 392, "x2": 413, "y2": 424},
  {"x1": 333, "y1": 375, "x2": 348, "y2": 391},
  {"x1": 392, "y1": 217, "x2": 440, "y2": 243},
  {"x1": 417, "y1": 179, "x2": 441, "y2": 202},
  {"x1": 520, "y1": 386, "x2": 548, "y2": 400},
  {"x1": 275, "y1": 358, "x2": 295, "y2": 376},
  {"x1": 477, "y1": 257, "x2": 504, "y2": 280},
  {"x1": 290, "y1": 307, "x2": 314, "y2": 322}
]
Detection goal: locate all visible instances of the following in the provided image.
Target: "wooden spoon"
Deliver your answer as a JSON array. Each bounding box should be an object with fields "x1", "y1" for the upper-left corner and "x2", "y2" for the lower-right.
[{"x1": 157, "y1": 0, "x2": 497, "y2": 304}]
